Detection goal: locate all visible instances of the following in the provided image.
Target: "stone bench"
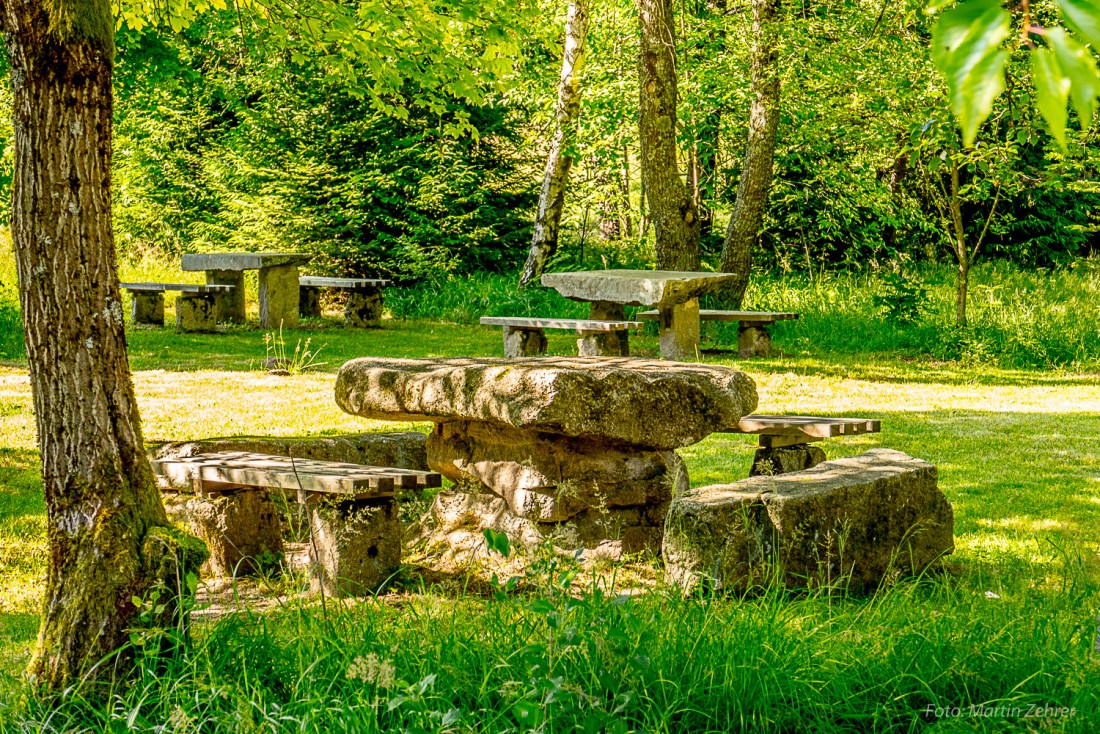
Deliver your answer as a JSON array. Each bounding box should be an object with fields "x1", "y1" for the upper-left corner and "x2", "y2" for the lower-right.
[
  {"x1": 638, "y1": 309, "x2": 798, "y2": 357},
  {"x1": 121, "y1": 282, "x2": 236, "y2": 331},
  {"x1": 719, "y1": 415, "x2": 881, "y2": 476},
  {"x1": 153, "y1": 450, "x2": 441, "y2": 595},
  {"x1": 299, "y1": 276, "x2": 392, "y2": 328},
  {"x1": 479, "y1": 316, "x2": 643, "y2": 357},
  {"x1": 663, "y1": 449, "x2": 954, "y2": 593}
]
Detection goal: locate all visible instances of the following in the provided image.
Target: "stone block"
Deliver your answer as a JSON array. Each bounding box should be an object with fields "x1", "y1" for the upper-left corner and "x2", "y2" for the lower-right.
[
  {"x1": 309, "y1": 499, "x2": 400, "y2": 596},
  {"x1": 583, "y1": 301, "x2": 629, "y2": 356},
  {"x1": 259, "y1": 264, "x2": 300, "y2": 329},
  {"x1": 206, "y1": 270, "x2": 246, "y2": 323},
  {"x1": 750, "y1": 444, "x2": 827, "y2": 476},
  {"x1": 131, "y1": 291, "x2": 165, "y2": 325},
  {"x1": 183, "y1": 490, "x2": 284, "y2": 577},
  {"x1": 176, "y1": 292, "x2": 218, "y2": 332},
  {"x1": 345, "y1": 288, "x2": 384, "y2": 328},
  {"x1": 663, "y1": 449, "x2": 955, "y2": 593},
  {"x1": 299, "y1": 285, "x2": 322, "y2": 318},
  {"x1": 657, "y1": 298, "x2": 700, "y2": 361},
  {"x1": 504, "y1": 327, "x2": 547, "y2": 357},
  {"x1": 738, "y1": 325, "x2": 772, "y2": 358}
]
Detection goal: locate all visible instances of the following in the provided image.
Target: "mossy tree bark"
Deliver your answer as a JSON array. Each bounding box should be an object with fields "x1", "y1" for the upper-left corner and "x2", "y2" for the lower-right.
[
  {"x1": 1, "y1": 0, "x2": 206, "y2": 693},
  {"x1": 718, "y1": 0, "x2": 781, "y2": 307},
  {"x1": 637, "y1": 0, "x2": 699, "y2": 271},
  {"x1": 519, "y1": 0, "x2": 591, "y2": 287}
]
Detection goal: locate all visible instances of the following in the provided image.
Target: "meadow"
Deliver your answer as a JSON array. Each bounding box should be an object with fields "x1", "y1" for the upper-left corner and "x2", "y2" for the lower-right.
[{"x1": 0, "y1": 256, "x2": 1098, "y2": 731}]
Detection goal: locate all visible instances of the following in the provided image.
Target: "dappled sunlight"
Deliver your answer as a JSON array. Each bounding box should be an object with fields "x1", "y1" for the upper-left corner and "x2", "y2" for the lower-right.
[{"x1": 978, "y1": 516, "x2": 1068, "y2": 533}]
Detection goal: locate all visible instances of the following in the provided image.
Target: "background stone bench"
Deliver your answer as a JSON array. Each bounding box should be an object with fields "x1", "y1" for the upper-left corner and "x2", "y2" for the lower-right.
[
  {"x1": 479, "y1": 316, "x2": 642, "y2": 357},
  {"x1": 299, "y1": 276, "x2": 391, "y2": 328},
  {"x1": 121, "y1": 282, "x2": 235, "y2": 331},
  {"x1": 638, "y1": 309, "x2": 798, "y2": 357},
  {"x1": 663, "y1": 449, "x2": 954, "y2": 593}
]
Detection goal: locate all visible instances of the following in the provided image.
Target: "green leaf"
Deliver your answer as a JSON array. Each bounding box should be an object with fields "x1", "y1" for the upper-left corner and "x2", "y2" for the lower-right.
[
  {"x1": 1033, "y1": 47, "x2": 1071, "y2": 149},
  {"x1": 1058, "y1": 0, "x2": 1100, "y2": 50},
  {"x1": 931, "y1": 0, "x2": 1011, "y2": 145},
  {"x1": 1046, "y1": 28, "x2": 1100, "y2": 129},
  {"x1": 482, "y1": 528, "x2": 511, "y2": 558}
]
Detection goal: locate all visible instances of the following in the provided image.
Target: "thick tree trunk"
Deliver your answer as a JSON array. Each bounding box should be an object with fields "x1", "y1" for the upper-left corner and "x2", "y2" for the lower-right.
[
  {"x1": 638, "y1": 0, "x2": 699, "y2": 271},
  {"x1": 519, "y1": 0, "x2": 591, "y2": 287},
  {"x1": 719, "y1": 0, "x2": 781, "y2": 307},
  {"x1": 2, "y1": 0, "x2": 206, "y2": 692}
]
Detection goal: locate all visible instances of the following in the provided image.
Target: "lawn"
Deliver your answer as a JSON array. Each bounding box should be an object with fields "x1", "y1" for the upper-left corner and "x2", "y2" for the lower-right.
[{"x1": 1, "y1": 314, "x2": 1098, "y2": 731}]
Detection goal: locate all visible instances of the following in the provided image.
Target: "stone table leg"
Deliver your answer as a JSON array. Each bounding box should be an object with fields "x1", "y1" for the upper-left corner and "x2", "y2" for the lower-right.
[
  {"x1": 345, "y1": 287, "x2": 384, "y2": 328},
  {"x1": 657, "y1": 299, "x2": 700, "y2": 361},
  {"x1": 738, "y1": 321, "x2": 772, "y2": 358},
  {"x1": 503, "y1": 326, "x2": 547, "y2": 357},
  {"x1": 131, "y1": 291, "x2": 164, "y2": 325},
  {"x1": 299, "y1": 285, "x2": 322, "y2": 318},
  {"x1": 176, "y1": 292, "x2": 218, "y2": 332},
  {"x1": 259, "y1": 264, "x2": 300, "y2": 329},
  {"x1": 206, "y1": 269, "x2": 246, "y2": 324},
  {"x1": 309, "y1": 498, "x2": 400, "y2": 596},
  {"x1": 587, "y1": 301, "x2": 630, "y2": 356}
]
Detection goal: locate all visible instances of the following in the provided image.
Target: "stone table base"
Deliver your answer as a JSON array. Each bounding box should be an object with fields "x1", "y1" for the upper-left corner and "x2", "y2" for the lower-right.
[
  {"x1": 206, "y1": 270, "x2": 246, "y2": 323},
  {"x1": 259, "y1": 264, "x2": 301, "y2": 329}
]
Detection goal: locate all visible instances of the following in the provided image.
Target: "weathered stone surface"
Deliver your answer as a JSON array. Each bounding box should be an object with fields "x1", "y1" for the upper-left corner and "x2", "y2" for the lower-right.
[
  {"x1": 345, "y1": 288, "x2": 383, "y2": 328},
  {"x1": 151, "y1": 432, "x2": 429, "y2": 474},
  {"x1": 335, "y1": 357, "x2": 758, "y2": 450},
  {"x1": 206, "y1": 270, "x2": 246, "y2": 323},
  {"x1": 738, "y1": 325, "x2": 772, "y2": 358},
  {"x1": 503, "y1": 327, "x2": 548, "y2": 357},
  {"x1": 427, "y1": 420, "x2": 686, "y2": 521},
  {"x1": 310, "y1": 499, "x2": 401, "y2": 596},
  {"x1": 176, "y1": 292, "x2": 218, "y2": 332},
  {"x1": 259, "y1": 264, "x2": 300, "y2": 329},
  {"x1": 584, "y1": 301, "x2": 630, "y2": 356},
  {"x1": 663, "y1": 449, "x2": 955, "y2": 593},
  {"x1": 657, "y1": 299, "x2": 700, "y2": 361},
  {"x1": 131, "y1": 291, "x2": 164, "y2": 325},
  {"x1": 424, "y1": 489, "x2": 668, "y2": 560},
  {"x1": 181, "y1": 490, "x2": 284, "y2": 577},
  {"x1": 182, "y1": 252, "x2": 313, "y2": 271},
  {"x1": 299, "y1": 285, "x2": 322, "y2": 318},
  {"x1": 750, "y1": 444, "x2": 827, "y2": 476},
  {"x1": 542, "y1": 269, "x2": 738, "y2": 309}
]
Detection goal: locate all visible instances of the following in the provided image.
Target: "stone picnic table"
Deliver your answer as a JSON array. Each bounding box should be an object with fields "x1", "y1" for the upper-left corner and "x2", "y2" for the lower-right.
[
  {"x1": 182, "y1": 252, "x2": 313, "y2": 329},
  {"x1": 540, "y1": 269, "x2": 739, "y2": 360}
]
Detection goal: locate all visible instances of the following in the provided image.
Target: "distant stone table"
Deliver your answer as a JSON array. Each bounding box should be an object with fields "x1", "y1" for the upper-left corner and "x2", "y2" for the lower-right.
[
  {"x1": 541, "y1": 269, "x2": 739, "y2": 360},
  {"x1": 336, "y1": 356, "x2": 759, "y2": 558},
  {"x1": 182, "y1": 252, "x2": 313, "y2": 328}
]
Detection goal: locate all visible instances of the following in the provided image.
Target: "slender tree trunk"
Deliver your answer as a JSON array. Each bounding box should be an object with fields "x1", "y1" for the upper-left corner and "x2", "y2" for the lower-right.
[
  {"x1": 519, "y1": 0, "x2": 591, "y2": 286},
  {"x1": 638, "y1": 0, "x2": 699, "y2": 270},
  {"x1": 949, "y1": 162, "x2": 969, "y2": 327},
  {"x1": 2, "y1": 0, "x2": 206, "y2": 693},
  {"x1": 718, "y1": 0, "x2": 781, "y2": 307}
]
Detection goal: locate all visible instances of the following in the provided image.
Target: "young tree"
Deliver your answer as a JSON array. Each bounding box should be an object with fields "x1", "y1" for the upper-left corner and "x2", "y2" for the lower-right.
[
  {"x1": 1, "y1": 0, "x2": 207, "y2": 691},
  {"x1": 637, "y1": 0, "x2": 699, "y2": 270},
  {"x1": 520, "y1": 0, "x2": 591, "y2": 286},
  {"x1": 718, "y1": 0, "x2": 781, "y2": 307}
]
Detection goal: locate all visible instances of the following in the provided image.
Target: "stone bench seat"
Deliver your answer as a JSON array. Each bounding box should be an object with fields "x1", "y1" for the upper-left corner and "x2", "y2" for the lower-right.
[
  {"x1": 120, "y1": 281, "x2": 237, "y2": 331},
  {"x1": 638, "y1": 309, "x2": 799, "y2": 357},
  {"x1": 719, "y1": 415, "x2": 882, "y2": 476},
  {"x1": 480, "y1": 316, "x2": 643, "y2": 357},
  {"x1": 299, "y1": 276, "x2": 392, "y2": 327},
  {"x1": 153, "y1": 451, "x2": 441, "y2": 594}
]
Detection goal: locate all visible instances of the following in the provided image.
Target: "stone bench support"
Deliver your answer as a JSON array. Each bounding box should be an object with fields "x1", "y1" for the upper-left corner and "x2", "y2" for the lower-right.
[
  {"x1": 308, "y1": 498, "x2": 401, "y2": 596},
  {"x1": 481, "y1": 315, "x2": 641, "y2": 358},
  {"x1": 176, "y1": 292, "x2": 218, "y2": 332},
  {"x1": 165, "y1": 489, "x2": 284, "y2": 578}
]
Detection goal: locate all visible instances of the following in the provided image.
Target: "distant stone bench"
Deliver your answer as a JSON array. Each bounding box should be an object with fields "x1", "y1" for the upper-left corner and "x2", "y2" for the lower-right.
[
  {"x1": 720, "y1": 415, "x2": 881, "y2": 476},
  {"x1": 479, "y1": 316, "x2": 643, "y2": 357},
  {"x1": 299, "y1": 276, "x2": 392, "y2": 328},
  {"x1": 153, "y1": 451, "x2": 441, "y2": 595},
  {"x1": 638, "y1": 309, "x2": 798, "y2": 357},
  {"x1": 121, "y1": 282, "x2": 236, "y2": 331}
]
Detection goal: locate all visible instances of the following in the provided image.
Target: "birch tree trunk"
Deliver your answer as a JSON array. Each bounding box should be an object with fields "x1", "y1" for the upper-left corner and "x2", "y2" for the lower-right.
[
  {"x1": 719, "y1": 0, "x2": 781, "y2": 307},
  {"x1": 2, "y1": 0, "x2": 206, "y2": 692},
  {"x1": 638, "y1": 0, "x2": 699, "y2": 271},
  {"x1": 519, "y1": 0, "x2": 591, "y2": 286}
]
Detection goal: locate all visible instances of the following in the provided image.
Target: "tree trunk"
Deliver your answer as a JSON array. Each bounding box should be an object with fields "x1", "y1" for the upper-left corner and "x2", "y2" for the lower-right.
[
  {"x1": 2, "y1": 0, "x2": 206, "y2": 693},
  {"x1": 637, "y1": 0, "x2": 699, "y2": 270},
  {"x1": 519, "y1": 0, "x2": 591, "y2": 286},
  {"x1": 949, "y1": 162, "x2": 969, "y2": 327},
  {"x1": 718, "y1": 0, "x2": 781, "y2": 307}
]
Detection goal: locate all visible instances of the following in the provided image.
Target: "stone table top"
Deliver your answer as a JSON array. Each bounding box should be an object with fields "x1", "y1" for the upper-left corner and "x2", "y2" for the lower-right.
[
  {"x1": 181, "y1": 252, "x2": 314, "y2": 272},
  {"x1": 540, "y1": 269, "x2": 739, "y2": 308},
  {"x1": 335, "y1": 356, "x2": 758, "y2": 450}
]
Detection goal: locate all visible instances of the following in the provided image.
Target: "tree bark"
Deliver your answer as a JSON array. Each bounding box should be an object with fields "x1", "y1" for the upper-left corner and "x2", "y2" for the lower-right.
[
  {"x1": 2, "y1": 0, "x2": 206, "y2": 692},
  {"x1": 637, "y1": 0, "x2": 699, "y2": 270},
  {"x1": 519, "y1": 0, "x2": 591, "y2": 286},
  {"x1": 718, "y1": 0, "x2": 781, "y2": 307}
]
